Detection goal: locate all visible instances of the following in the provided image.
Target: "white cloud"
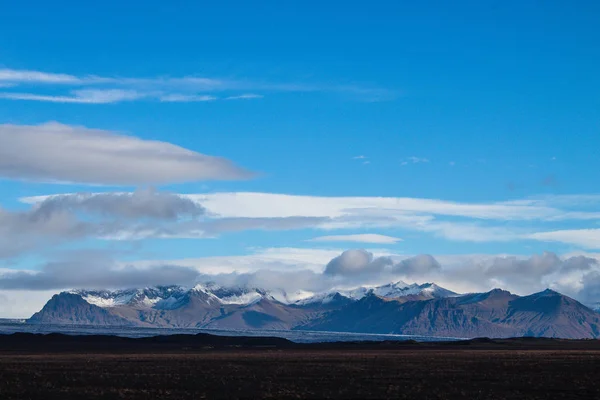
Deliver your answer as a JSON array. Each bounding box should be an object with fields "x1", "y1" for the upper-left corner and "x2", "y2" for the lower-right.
[
  {"x1": 183, "y1": 192, "x2": 577, "y2": 221},
  {"x1": 0, "y1": 68, "x2": 82, "y2": 84},
  {"x1": 416, "y1": 221, "x2": 519, "y2": 242},
  {"x1": 0, "y1": 187, "x2": 357, "y2": 277},
  {"x1": 19, "y1": 191, "x2": 600, "y2": 247},
  {"x1": 394, "y1": 254, "x2": 441, "y2": 277},
  {"x1": 225, "y1": 94, "x2": 264, "y2": 100},
  {"x1": 0, "y1": 89, "x2": 146, "y2": 104},
  {"x1": 527, "y1": 229, "x2": 600, "y2": 250},
  {"x1": 402, "y1": 156, "x2": 429, "y2": 165},
  {"x1": 324, "y1": 249, "x2": 392, "y2": 276},
  {"x1": 159, "y1": 94, "x2": 217, "y2": 102},
  {"x1": 0, "y1": 67, "x2": 395, "y2": 103},
  {"x1": 128, "y1": 247, "x2": 350, "y2": 275},
  {"x1": 0, "y1": 190, "x2": 333, "y2": 257},
  {"x1": 0, "y1": 122, "x2": 253, "y2": 185},
  {"x1": 309, "y1": 233, "x2": 402, "y2": 244},
  {"x1": 0, "y1": 190, "x2": 207, "y2": 258},
  {"x1": 100, "y1": 216, "x2": 330, "y2": 241},
  {"x1": 0, "y1": 205, "x2": 86, "y2": 258}
]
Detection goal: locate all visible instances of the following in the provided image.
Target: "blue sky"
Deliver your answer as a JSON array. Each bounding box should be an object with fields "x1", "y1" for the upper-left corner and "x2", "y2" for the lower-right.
[{"x1": 0, "y1": 1, "x2": 599, "y2": 316}]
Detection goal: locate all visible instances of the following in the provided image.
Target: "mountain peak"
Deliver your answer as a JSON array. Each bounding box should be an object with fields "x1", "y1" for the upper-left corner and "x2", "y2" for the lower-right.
[
  {"x1": 535, "y1": 288, "x2": 560, "y2": 296},
  {"x1": 489, "y1": 288, "x2": 512, "y2": 295}
]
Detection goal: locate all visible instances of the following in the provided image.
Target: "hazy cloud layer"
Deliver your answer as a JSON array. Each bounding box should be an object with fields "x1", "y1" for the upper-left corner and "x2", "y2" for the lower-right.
[
  {"x1": 22, "y1": 191, "x2": 600, "y2": 249},
  {"x1": 1, "y1": 245, "x2": 600, "y2": 321},
  {"x1": 0, "y1": 191, "x2": 331, "y2": 258},
  {"x1": 0, "y1": 190, "x2": 211, "y2": 258},
  {"x1": 2, "y1": 249, "x2": 600, "y2": 315},
  {"x1": 0, "y1": 206, "x2": 87, "y2": 259},
  {"x1": 0, "y1": 251, "x2": 200, "y2": 291},
  {"x1": 0, "y1": 289, "x2": 59, "y2": 319},
  {"x1": 0, "y1": 122, "x2": 253, "y2": 185}
]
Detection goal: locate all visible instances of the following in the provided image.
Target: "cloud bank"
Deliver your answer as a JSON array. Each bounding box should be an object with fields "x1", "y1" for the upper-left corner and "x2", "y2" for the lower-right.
[
  {"x1": 22, "y1": 191, "x2": 600, "y2": 249},
  {"x1": 2, "y1": 248, "x2": 600, "y2": 318}
]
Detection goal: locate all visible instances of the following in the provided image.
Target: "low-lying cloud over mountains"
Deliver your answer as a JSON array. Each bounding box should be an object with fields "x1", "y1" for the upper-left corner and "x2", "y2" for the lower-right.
[{"x1": 1, "y1": 248, "x2": 600, "y2": 318}]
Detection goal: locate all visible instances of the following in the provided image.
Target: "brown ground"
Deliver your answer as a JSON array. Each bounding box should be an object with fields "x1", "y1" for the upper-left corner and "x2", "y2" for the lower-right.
[{"x1": 1, "y1": 348, "x2": 599, "y2": 399}]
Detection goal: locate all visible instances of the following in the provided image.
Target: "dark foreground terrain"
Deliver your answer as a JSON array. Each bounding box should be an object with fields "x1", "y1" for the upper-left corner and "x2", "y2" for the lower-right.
[{"x1": 1, "y1": 333, "x2": 600, "y2": 399}]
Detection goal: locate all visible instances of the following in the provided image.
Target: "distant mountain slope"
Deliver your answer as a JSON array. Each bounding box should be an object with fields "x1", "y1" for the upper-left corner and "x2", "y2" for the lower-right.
[
  {"x1": 29, "y1": 293, "x2": 134, "y2": 326},
  {"x1": 299, "y1": 289, "x2": 600, "y2": 339},
  {"x1": 295, "y1": 282, "x2": 457, "y2": 306},
  {"x1": 27, "y1": 283, "x2": 600, "y2": 339},
  {"x1": 502, "y1": 289, "x2": 600, "y2": 338}
]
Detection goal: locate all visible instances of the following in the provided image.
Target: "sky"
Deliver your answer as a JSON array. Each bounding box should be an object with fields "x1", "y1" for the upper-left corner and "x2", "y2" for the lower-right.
[{"x1": 1, "y1": 1, "x2": 600, "y2": 317}]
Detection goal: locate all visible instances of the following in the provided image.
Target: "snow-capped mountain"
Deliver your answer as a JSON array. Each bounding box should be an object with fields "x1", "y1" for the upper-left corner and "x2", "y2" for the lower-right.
[
  {"x1": 295, "y1": 281, "x2": 458, "y2": 305},
  {"x1": 29, "y1": 281, "x2": 459, "y2": 329},
  {"x1": 71, "y1": 286, "x2": 188, "y2": 309},
  {"x1": 71, "y1": 281, "x2": 458, "y2": 309},
  {"x1": 28, "y1": 282, "x2": 600, "y2": 338},
  {"x1": 68, "y1": 281, "x2": 455, "y2": 310}
]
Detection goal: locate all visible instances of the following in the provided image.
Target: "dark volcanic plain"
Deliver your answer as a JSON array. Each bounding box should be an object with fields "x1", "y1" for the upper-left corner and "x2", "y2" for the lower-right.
[{"x1": 1, "y1": 334, "x2": 600, "y2": 399}]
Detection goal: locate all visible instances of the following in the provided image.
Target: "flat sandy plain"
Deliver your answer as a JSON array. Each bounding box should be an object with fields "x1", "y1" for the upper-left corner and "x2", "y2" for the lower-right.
[{"x1": 0, "y1": 334, "x2": 599, "y2": 399}]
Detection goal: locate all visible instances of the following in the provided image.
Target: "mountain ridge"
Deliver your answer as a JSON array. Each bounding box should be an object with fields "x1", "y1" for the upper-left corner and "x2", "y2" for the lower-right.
[{"x1": 28, "y1": 282, "x2": 600, "y2": 339}]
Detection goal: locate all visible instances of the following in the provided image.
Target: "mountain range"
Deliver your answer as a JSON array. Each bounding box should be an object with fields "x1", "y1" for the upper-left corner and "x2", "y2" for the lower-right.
[{"x1": 28, "y1": 282, "x2": 600, "y2": 339}]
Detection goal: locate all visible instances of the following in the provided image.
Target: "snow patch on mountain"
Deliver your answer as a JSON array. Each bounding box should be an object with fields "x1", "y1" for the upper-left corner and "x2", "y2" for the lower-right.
[
  {"x1": 296, "y1": 281, "x2": 458, "y2": 305},
  {"x1": 72, "y1": 290, "x2": 136, "y2": 308},
  {"x1": 219, "y1": 291, "x2": 263, "y2": 305},
  {"x1": 267, "y1": 289, "x2": 316, "y2": 304},
  {"x1": 68, "y1": 281, "x2": 459, "y2": 309}
]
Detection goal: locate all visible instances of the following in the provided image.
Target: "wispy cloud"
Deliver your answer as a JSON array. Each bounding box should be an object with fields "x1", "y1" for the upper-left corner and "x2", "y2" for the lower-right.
[
  {"x1": 225, "y1": 94, "x2": 264, "y2": 100},
  {"x1": 401, "y1": 156, "x2": 429, "y2": 165},
  {"x1": 527, "y1": 229, "x2": 600, "y2": 250},
  {"x1": 0, "y1": 89, "x2": 146, "y2": 104},
  {"x1": 309, "y1": 233, "x2": 403, "y2": 244},
  {"x1": 0, "y1": 68, "x2": 84, "y2": 84},
  {"x1": 352, "y1": 155, "x2": 370, "y2": 164},
  {"x1": 0, "y1": 67, "x2": 395, "y2": 104},
  {"x1": 159, "y1": 94, "x2": 217, "y2": 102}
]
